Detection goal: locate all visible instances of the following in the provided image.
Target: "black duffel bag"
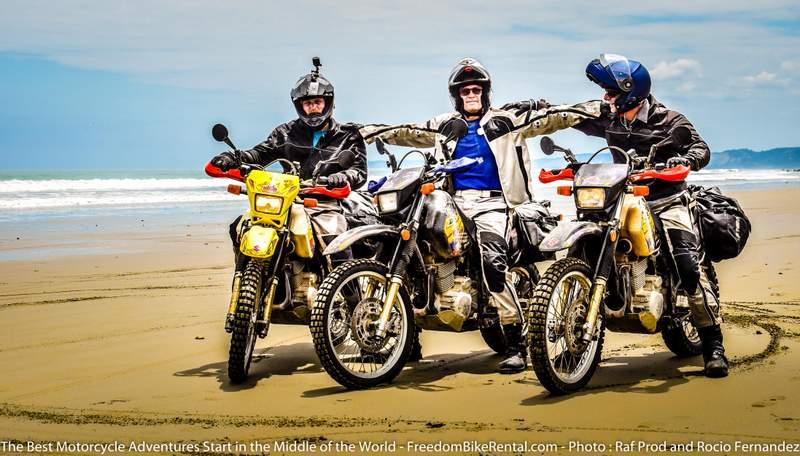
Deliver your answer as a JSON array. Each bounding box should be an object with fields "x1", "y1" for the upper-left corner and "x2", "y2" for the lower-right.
[{"x1": 688, "y1": 185, "x2": 751, "y2": 262}]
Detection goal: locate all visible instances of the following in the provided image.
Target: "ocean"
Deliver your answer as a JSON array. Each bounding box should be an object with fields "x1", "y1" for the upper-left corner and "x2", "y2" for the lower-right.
[
  {"x1": 0, "y1": 166, "x2": 796, "y2": 261},
  {"x1": 0, "y1": 167, "x2": 798, "y2": 216}
]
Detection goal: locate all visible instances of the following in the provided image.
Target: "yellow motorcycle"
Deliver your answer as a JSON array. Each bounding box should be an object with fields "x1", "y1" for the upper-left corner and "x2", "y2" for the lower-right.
[{"x1": 206, "y1": 124, "x2": 357, "y2": 383}]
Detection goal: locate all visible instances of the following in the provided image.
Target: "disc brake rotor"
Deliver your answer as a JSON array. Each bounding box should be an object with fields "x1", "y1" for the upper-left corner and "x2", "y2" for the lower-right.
[
  {"x1": 350, "y1": 297, "x2": 391, "y2": 352},
  {"x1": 329, "y1": 301, "x2": 351, "y2": 345},
  {"x1": 563, "y1": 297, "x2": 589, "y2": 355}
]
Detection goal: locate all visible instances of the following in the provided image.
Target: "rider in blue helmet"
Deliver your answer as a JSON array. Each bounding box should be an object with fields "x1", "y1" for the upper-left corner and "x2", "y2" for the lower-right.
[
  {"x1": 585, "y1": 53, "x2": 651, "y2": 114},
  {"x1": 574, "y1": 54, "x2": 727, "y2": 378}
]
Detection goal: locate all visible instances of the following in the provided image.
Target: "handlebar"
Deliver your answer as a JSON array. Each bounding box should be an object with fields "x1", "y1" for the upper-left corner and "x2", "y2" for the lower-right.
[{"x1": 538, "y1": 164, "x2": 690, "y2": 184}]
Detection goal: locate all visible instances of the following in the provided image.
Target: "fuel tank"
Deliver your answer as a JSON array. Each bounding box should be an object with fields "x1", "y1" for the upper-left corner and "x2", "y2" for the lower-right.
[
  {"x1": 420, "y1": 190, "x2": 470, "y2": 260},
  {"x1": 289, "y1": 204, "x2": 315, "y2": 259},
  {"x1": 619, "y1": 194, "x2": 657, "y2": 257}
]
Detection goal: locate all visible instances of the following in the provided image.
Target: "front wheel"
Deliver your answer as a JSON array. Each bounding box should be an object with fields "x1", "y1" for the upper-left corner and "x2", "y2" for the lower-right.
[
  {"x1": 228, "y1": 259, "x2": 265, "y2": 384},
  {"x1": 528, "y1": 257, "x2": 604, "y2": 395},
  {"x1": 310, "y1": 259, "x2": 415, "y2": 389}
]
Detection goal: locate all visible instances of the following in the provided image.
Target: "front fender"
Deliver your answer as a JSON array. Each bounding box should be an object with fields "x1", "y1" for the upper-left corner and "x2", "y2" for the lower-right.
[
  {"x1": 240, "y1": 225, "x2": 280, "y2": 258},
  {"x1": 539, "y1": 221, "x2": 603, "y2": 252},
  {"x1": 322, "y1": 224, "x2": 400, "y2": 255}
]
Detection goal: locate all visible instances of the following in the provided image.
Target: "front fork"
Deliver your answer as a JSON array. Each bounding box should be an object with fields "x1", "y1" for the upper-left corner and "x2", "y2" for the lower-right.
[
  {"x1": 374, "y1": 193, "x2": 426, "y2": 338},
  {"x1": 581, "y1": 197, "x2": 624, "y2": 344},
  {"x1": 224, "y1": 229, "x2": 289, "y2": 337}
]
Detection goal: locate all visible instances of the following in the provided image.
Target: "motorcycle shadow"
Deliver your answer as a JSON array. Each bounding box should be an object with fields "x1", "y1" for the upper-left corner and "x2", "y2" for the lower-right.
[
  {"x1": 302, "y1": 349, "x2": 501, "y2": 397},
  {"x1": 521, "y1": 351, "x2": 705, "y2": 405},
  {"x1": 174, "y1": 342, "x2": 323, "y2": 392}
]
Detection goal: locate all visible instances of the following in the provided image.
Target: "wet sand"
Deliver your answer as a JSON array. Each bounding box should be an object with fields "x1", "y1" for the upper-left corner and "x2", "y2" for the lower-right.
[{"x1": 0, "y1": 189, "x2": 799, "y2": 454}]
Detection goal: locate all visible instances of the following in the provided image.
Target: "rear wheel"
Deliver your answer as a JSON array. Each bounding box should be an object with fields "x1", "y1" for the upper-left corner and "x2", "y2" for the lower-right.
[
  {"x1": 228, "y1": 259, "x2": 265, "y2": 384},
  {"x1": 528, "y1": 258, "x2": 604, "y2": 395},
  {"x1": 662, "y1": 310, "x2": 702, "y2": 357},
  {"x1": 662, "y1": 259, "x2": 717, "y2": 357},
  {"x1": 311, "y1": 259, "x2": 414, "y2": 389}
]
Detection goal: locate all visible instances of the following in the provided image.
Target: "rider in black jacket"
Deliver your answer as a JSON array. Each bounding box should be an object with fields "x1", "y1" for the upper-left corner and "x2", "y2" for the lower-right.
[
  {"x1": 211, "y1": 59, "x2": 368, "y2": 261},
  {"x1": 574, "y1": 54, "x2": 728, "y2": 377}
]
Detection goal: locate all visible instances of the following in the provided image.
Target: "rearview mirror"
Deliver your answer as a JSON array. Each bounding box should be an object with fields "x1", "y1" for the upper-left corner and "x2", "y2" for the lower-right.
[
  {"x1": 212, "y1": 124, "x2": 229, "y2": 142},
  {"x1": 540, "y1": 137, "x2": 555, "y2": 156},
  {"x1": 212, "y1": 123, "x2": 237, "y2": 151}
]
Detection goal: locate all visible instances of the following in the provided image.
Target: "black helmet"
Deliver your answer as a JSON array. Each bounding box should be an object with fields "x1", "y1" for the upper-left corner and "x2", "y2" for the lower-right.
[
  {"x1": 447, "y1": 57, "x2": 492, "y2": 116},
  {"x1": 291, "y1": 57, "x2": 335, "y2": 129}
]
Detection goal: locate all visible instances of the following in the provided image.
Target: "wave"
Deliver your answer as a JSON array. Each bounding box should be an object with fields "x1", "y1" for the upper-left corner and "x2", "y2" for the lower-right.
[
  {"x1": 1, "y1": 169, "x2": 798, "y2": 212},
  {"x1": 0, "y1": 191, "x2": 239, "y2": 210},
  {"x1": 0, "y1": 178, "x2": 220, "y2": 193},
  {"x1": 689, "y1": 169, "x2": 800, "y2": 182}
]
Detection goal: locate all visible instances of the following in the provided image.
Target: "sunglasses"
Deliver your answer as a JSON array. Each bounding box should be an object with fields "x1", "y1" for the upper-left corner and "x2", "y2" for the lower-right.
[{"x1": 459, "y1": 86, "x2": 483, "y2": 96}]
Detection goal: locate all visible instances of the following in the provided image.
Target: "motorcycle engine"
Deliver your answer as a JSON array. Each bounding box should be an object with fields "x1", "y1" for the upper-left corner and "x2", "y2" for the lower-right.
[
  {"x1": 291, "y1": 271, "x2": 318, "y2": 308},
  {"x1": 615, "y1": 258, "x2": 664, "y2": 326},
  {"x1": 435, "y1": 275, "x2": 478, "y2": 321}
]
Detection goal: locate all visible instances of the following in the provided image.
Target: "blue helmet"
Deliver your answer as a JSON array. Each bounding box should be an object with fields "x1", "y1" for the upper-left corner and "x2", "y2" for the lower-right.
[{"x1": 586, "y1": 54, "x2": 651, "y2": 113}]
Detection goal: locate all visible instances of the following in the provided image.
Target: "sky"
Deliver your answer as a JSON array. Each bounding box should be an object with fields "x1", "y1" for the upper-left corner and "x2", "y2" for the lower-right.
[{"x1": 1, "y1": 0, "x2": 798, "y2": 170}]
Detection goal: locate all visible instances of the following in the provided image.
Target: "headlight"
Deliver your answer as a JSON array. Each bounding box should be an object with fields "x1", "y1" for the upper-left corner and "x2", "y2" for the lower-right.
[
  {"x1": 576, "y1": 188, "x2": 605, "y2": 209},
  {"x1": 254, "y1": 194, "x2": 284, "y2": 214},
  {"x1": 377, "y1": 192, "x2": 399, "y2": 213}
]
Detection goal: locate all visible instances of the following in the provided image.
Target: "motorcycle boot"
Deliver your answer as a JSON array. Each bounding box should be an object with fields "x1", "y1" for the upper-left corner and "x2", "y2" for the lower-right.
[
  {"x1": 498, "y1": 324, "x2": 528, "y2": 374},
  {"x1": 699, "y1": 325, "x2": 729, "y2": 378},
  {"x1": 408, "y1": 326, "x2": 422, "y2": 363}
]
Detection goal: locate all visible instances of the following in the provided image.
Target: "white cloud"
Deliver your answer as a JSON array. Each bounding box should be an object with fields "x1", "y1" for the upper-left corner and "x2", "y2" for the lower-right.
[
  {"x1": 742, "y1": 71, "x2": 790, "y2": 86},
  {"x1": 781, "y1": 61, "x2": 800, "y2": 71},
  {"x1": 650, "y1": 59, "x2": 702, "y2": 80}
]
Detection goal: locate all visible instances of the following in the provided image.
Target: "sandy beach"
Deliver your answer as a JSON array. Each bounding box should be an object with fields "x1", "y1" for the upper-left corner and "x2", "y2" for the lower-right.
[{"x1": 0, "y1": 188, "x2": 799, "y2": 454}]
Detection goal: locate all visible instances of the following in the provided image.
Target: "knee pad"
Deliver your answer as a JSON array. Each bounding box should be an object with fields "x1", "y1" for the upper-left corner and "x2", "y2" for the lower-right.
[
  {"x1": 667, "y1": 228, "x2": 701, "y2": 294},
  {"x1": 479, "y1": 231, "x2": 509, "y2": 293}
]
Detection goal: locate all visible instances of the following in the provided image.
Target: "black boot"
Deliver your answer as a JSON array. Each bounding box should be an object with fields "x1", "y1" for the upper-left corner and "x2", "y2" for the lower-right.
[
  {"x1": 498, "y1": 324, "x2": 527, "y2": 374},
  {"x1": 699, "y1": 325, "x2": 729, "y2": 378},
  {"x1": 409, "y1": 328, "x2": 423, "y2": 362}
]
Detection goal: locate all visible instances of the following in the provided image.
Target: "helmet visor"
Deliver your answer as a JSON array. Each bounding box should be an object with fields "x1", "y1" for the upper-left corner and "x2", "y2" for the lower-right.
[{"x1": 599, "y1": 53, "x2": 634, "y2": 92}]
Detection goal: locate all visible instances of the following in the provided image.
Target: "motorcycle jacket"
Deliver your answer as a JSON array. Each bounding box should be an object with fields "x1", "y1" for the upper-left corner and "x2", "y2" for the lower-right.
[
  {"x1": 574, "y1": 96, "x2": 710, "y2": 200},
  {"x1": 240, "y1": 118, "x2": 367, "y2": 188},
  {"x1": 359, "y1": 102, "x2": 602, "y2": 207}
]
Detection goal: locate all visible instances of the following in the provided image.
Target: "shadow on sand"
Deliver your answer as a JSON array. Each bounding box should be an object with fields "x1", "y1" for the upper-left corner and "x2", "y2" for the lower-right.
[
  {"x1": 521, "y1": 351, "x2": 705, "y2": 405},
  {"x1": 302, "y1": 349, "x2": 505, "y2": 397},
  {"x1": 174, "y1": 342, "x2": 322, "y2": 392}
]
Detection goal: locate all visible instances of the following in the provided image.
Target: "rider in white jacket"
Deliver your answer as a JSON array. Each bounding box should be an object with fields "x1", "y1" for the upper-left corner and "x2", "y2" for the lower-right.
[{"x1": 360, "y1": 58, "x2": 601, "y2": 373}]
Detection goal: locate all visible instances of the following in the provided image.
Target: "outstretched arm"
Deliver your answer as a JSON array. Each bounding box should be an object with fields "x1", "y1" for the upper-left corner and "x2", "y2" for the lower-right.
[
  {"x1": 515, "y1": 100, "x2": 603, "y2": 138},
  {"x1": 358, "y1": 114, "x2": 452, "y2": 148}
]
